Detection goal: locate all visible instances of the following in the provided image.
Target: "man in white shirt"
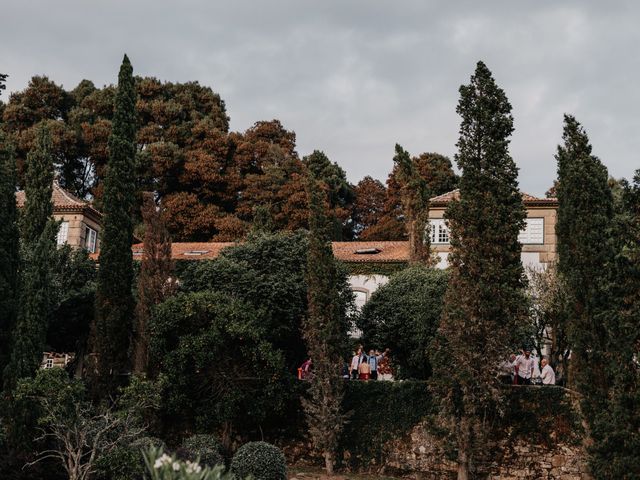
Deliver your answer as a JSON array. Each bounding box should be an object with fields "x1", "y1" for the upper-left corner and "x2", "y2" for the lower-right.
[
  {"x1": 540, "y1": 358, "x2": 556, "y2": 385},
  {"x1": 514, "y1": 349, "x2": 535, "y2": 385}
]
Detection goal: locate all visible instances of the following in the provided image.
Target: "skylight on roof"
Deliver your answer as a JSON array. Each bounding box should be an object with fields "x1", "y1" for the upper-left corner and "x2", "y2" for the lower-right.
[
  {"x1": 354, "y1": 248, "x2": 381, "y2": 255},
  {"x1": 183, "y1": 250, "x2": 210, "y2": 256}
]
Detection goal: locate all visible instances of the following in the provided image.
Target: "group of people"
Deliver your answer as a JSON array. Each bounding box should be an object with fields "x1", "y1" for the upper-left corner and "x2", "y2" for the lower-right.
[
  {"x1": 297, "y1": 346, "x2": 392, "y2": 381},
  {"x1": 500, "y1": 348, "x2": 557, "y2": 386},
  {"x1": 348, "y1": 347, "x2": 391, "y2": 381}
]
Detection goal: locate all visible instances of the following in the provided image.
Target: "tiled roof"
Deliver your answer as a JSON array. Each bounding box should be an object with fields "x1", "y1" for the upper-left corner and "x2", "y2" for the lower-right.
[
  {"x1": 332, "y1": 241, "x2": 409, "y2": 263},
  {"x1": 132, "y1": 242, "x2": 237, "y2": 260},
  {"x1": 16, "y1": 182, "x2": 102, "y2": 218},
  {"x1": 124, "y1": 241, "x2": 410, "y2": 263},
  {"x1": 429, "y1": 189, "x2": 558, "y2": 207}
]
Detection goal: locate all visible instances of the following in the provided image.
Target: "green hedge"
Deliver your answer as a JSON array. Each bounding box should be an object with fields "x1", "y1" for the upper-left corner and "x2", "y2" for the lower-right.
[{"x1": 339, "y1": 381, "x2": 435, "y2": 465}]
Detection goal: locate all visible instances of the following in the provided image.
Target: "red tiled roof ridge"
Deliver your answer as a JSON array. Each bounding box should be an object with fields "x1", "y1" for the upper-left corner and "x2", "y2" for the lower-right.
[
  {"x1": 430, "y1": 189, "x2": 557, "y2": 204},
  {"x1": 16, "y1": 181, "x2": 103, "y2": 218}
]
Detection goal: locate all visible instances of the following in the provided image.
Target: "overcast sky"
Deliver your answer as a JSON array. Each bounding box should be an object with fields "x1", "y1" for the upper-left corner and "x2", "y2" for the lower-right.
[{"x1": 3, "y1": 1, "x2": 639, "y2": 195}]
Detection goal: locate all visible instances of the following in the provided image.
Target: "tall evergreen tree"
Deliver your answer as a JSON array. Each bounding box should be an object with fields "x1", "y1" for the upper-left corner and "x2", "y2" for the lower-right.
[
  {"x1": 0, "y1": 132, "x2": 20, "y2": 387},
  {"x1": 4, "y1": 125, "x2": 57, "y2": 388},
  {"x1": 393, "y1": 144, "x2": 432, "y2": 264},
  {"x1": 556, "y1": 116, "x2": 640, "y2": 477},
  {"x1": 133, "y1": 192, "x2": 175, "y2": 374},
  {"x1": 431, "y1": 61, "x2": 527, "y2": 480},
  {"x1": 92, "y1": 55, "x2": 137, "y2": 386},
  {"x1": 555, "y1": 115, "x2": 613, "y2": 414},
  {"x1": 302, "y1": 175, "x2": 348, "y2": 475}
]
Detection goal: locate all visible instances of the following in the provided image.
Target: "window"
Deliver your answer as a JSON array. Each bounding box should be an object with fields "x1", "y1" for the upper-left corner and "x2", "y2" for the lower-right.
[
  {"x1": 518, "y1": 218, "x2": 544, "y2": 244},
  {"x1": 44, "y1": 358, "x2": 53, "y2": 369},
  {"x1": 84, "y1": 226, "x2": 97, "y2": 253},
  {"x1": 429, "y1": 219, "x2": 450, "y2": 244},
  {"x1": 57, "y1": 221, "x2": 69, "y2": 246}
]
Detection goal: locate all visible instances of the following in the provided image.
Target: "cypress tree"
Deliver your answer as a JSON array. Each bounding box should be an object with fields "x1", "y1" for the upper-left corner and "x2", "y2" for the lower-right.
[
  {"x1": 302, "y1": 176, "x2": 348, "y2": 475},
  {"x1": 555, "y1": 115, "x2": 613, "y2": 415},
  {"x1": 4, "y1": 125, "x2": 57, "y2": 388},
  {"x1": 93, "y1": 55, "x2": 137, "y2": 386},
  {"x1": 431, "y1": 61, "x2": 527, "y2": 480},
  {"x1": 0, "y1": 132, "x2": 20, "y2": 387},
  {"x1": 132, "y1": 192, "x2": 175, "y2": 374},
  {"x1": 393, "y1": 143, "x2": 432, "y2": 264}
]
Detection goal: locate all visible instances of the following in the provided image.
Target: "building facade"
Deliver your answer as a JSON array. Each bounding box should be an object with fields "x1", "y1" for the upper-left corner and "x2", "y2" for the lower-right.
[{"x1": 16, "y1": 182, "x2": 102, "y2": 253}]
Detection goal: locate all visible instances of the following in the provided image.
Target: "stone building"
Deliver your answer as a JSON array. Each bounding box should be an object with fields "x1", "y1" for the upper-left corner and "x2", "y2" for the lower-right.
[{"x1": 16, "y1": 181, "x2": 102, "y2": 253}]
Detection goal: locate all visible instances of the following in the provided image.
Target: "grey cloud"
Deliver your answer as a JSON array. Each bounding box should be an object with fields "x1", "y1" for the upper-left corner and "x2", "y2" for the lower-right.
[{"x1": 2, "y1": 1, "x2": 639, "y2": 195}]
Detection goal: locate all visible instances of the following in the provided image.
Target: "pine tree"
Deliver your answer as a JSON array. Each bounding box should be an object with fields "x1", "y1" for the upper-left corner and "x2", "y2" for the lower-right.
[
  {"x1": 555, "y1": 115, "x2": 613, "y2": 415},
  {"x1": 302, "y1": 175, "x2": 348, "y2": 475},
  {"x1": 0, "y1": 132, "x2": 20, "y2": 388},
  {"x1": 92, "y1": 55, "x2": 137, "y2": 386},
  {"x1": 133, "y1": 192, "x2": 175, "y2": 374},
  {"x1": 431, "y1": 61, "x2": 527, "y2": 480},
  {"x1": 393, "y1": 144, "x2": 432, "y2": 264},
  {"x1": 556, "y1": 116, "x2": 640, "y2": 477},
  {"x1": 4, "y1": 125, "x2": 57, "y2": 388}
]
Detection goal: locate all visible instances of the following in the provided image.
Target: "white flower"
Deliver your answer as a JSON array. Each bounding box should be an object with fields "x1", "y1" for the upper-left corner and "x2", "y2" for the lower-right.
[
  {"x1": 186, "y1": 461, "x2": 202, "y2": 473},
  {"x1": 154, "y1": 454, "x2": 172, "y2": 469},
  {"x1": 172, "y1": 461, "x2": 181, "y2": 471}
]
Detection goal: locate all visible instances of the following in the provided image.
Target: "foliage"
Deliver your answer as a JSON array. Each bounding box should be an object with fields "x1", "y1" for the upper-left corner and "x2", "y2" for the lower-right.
[
  {"x1": 0, "y1": 73, "x2": 6, "y2": 96},
  {"x1": 134, "y1": 192, "x2": 176, "y2": 374},
  {"x1": 13, "y1": 368, "x2": 151, "y2": 480},
  {"x1": 393, "y1": 144, "x2": 432, "y2": 263},
  {"x1": 351, "y1": 176, "x2": 387, "y2": 239},
  {"x1": 430, "y1": 61, "x2": 528, "y2": 479},
  {"x1": 340, "y1": 381, "x2": 434, "y2": 465},
  {"x1": 358, "y1": 266, "x2": 448, "y2": 379},
  {"x1": 94, "y1": 435, "x2": 165, "y2": 480},
  {"x1": 180, "y1": 434, "x2": 225, "y2": 468},
  {"x1": 0, "y1": 131, "x2": 19, "y2": 387},
  {"x1": 343, "y1": 261, "x2": 407, "y2": 277},
  {"x1": 180, "y1": 231, "x2": 354, "y2": 372},
  {"x1": 145, "y1": 448, "x2": 232, "y2": 480},
  {"x1": 5, "y1": 124, "x2": 57, "y2": 388},
  {"x1": 93, "y1": 55, "x2": 137, "y2": 388},
  {"x1": 230, "y1": 441, "x2": 286, "y2": 480},
  {"x1": 301, "y1": 177, "x2": 349, "y2": 474},
  {"x1": 149, "y1": 291, "x2": 286, "y2": 440},
  {"x1": 47, "y1": 246, "x2": 97, "y2": 353}
]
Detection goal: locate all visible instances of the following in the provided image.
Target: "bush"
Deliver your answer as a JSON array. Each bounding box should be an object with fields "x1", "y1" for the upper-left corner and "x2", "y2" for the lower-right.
[
  {"x1": 95, "y1": 437, "x2": 165, "y2": 480},
  {"x1": 230, "y1": 441, "x2": 287, "y2": 480},
  {"x1": 357, "y1": 266, "x2": 448, "y2": 379},
  {"x1": 340, "y1": 380, "x2": 434, "y2": 465},
  {"x1": 180, "y1": 434, "x2": 225, "y2": 468},
  {"x1": 145, "y1": 447, "x2": 232, "y2": 480}
]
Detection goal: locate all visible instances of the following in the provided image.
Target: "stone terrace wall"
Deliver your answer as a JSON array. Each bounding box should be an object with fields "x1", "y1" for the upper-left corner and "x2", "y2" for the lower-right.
[{"x1": 384, "y1": 422, "x2": 590, "y2": 480}]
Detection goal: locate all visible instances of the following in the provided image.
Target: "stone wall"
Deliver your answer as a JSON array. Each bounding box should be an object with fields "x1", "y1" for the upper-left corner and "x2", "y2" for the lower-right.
[{"x1": 384, "y1": 421, "x2": 590, "y2": 480}]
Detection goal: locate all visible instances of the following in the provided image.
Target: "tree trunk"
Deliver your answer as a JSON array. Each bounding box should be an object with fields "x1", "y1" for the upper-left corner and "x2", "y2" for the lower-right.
[
  {"x1": 457, "y1": 418, "x2": 471, "y2": 480},
  {"x1": 324, "y1": 450, "x2": 334, "y2": 476}
]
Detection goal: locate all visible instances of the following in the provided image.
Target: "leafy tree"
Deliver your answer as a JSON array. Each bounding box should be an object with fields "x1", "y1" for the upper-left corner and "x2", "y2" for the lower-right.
[
  {"x1": 133, "y1": 193, "x2": 175, "y2": 374},
  {"x1": 430, "y1": 61, "x2": 527, "y2": 480},
  {"x1": 92, "y1": 55, "x2": 137, "y2": 388},
  {"x1": 301, "y1": 176, "x2": 349, "y2": 475},
  {"x1": 393, "y1": 144, "x2": 432, "y2": 263},
  {"x1": 555, "y1": 115, "x2": 613, "y2": 413},
  {"x1": 5, "y1": 125, "x2": 57, "y2": 388},
  {"x1": 365, "y1": 151, "x2": 458, "y2": 241},
  {"x1": 358, "y1": 266, "x2": 448, "y2": 380},
  {"x1": 148, "y1": 291, "x2": 286, "y2": 447},
  {"x1": 352, "y1": 176, "x2": 387, "y2": 239},
  {"x1": 180, "y1": 231, "x2": 353, "y2": 371},
  {"x1": 303, "y1": 150, "x2": 355, "y2": 240},
  {"x1": 47, "y1": 246, "x2": 97, "y2": 354},
  {"x1": 0, "y1": 132, "x2": 19, "y2": 387}
]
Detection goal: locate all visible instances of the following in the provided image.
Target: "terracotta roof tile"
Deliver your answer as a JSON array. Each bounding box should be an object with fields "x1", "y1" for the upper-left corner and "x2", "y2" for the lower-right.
[
  {"x1": 122, "y1": 241, "x2": 411, "y2": 263},
  {"x1": 16, "y1": 181, "x2": 102, "y2": 217},
  {"x1": 429, "y1": 189, "x2": 558, "y2": 207}
]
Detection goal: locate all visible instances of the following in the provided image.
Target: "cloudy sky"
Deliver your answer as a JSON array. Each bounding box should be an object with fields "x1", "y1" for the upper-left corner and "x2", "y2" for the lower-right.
[{"x1": 3, "y1": 1, "x2": 639, "y2": 195}]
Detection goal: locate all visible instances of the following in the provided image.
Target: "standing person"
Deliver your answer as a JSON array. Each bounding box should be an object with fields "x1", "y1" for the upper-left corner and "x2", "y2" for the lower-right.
[
  {"x1": 540, "y1": 358, "x2": 556, "y2": 385},
  {"x1": 358, "y1": 357, "x2": 371, "y2": 380},
  {"x1": 367, "y1": 348, "x2": 389, "y2": 381},
  {"x1": 299, "y1": 358, "x2": 312, "y2": 380},
  {"x1": 514, "y1": 349, "x2": 535, "y2": 385},
  {"x1": 350, "y1": 347, "x2": 364, "y2": 380}
]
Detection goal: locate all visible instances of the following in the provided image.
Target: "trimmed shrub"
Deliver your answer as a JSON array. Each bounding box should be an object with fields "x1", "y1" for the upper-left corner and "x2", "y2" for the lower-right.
[
  {"x1": 180, "y1": 434, "x2": 225, "y2": 468},
  {"x1": 95, "y1": 437, "x2": 166, "y2": 480},
  {"x1": 230, "y1": 441, "x2": 286, "y2": 480}
]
